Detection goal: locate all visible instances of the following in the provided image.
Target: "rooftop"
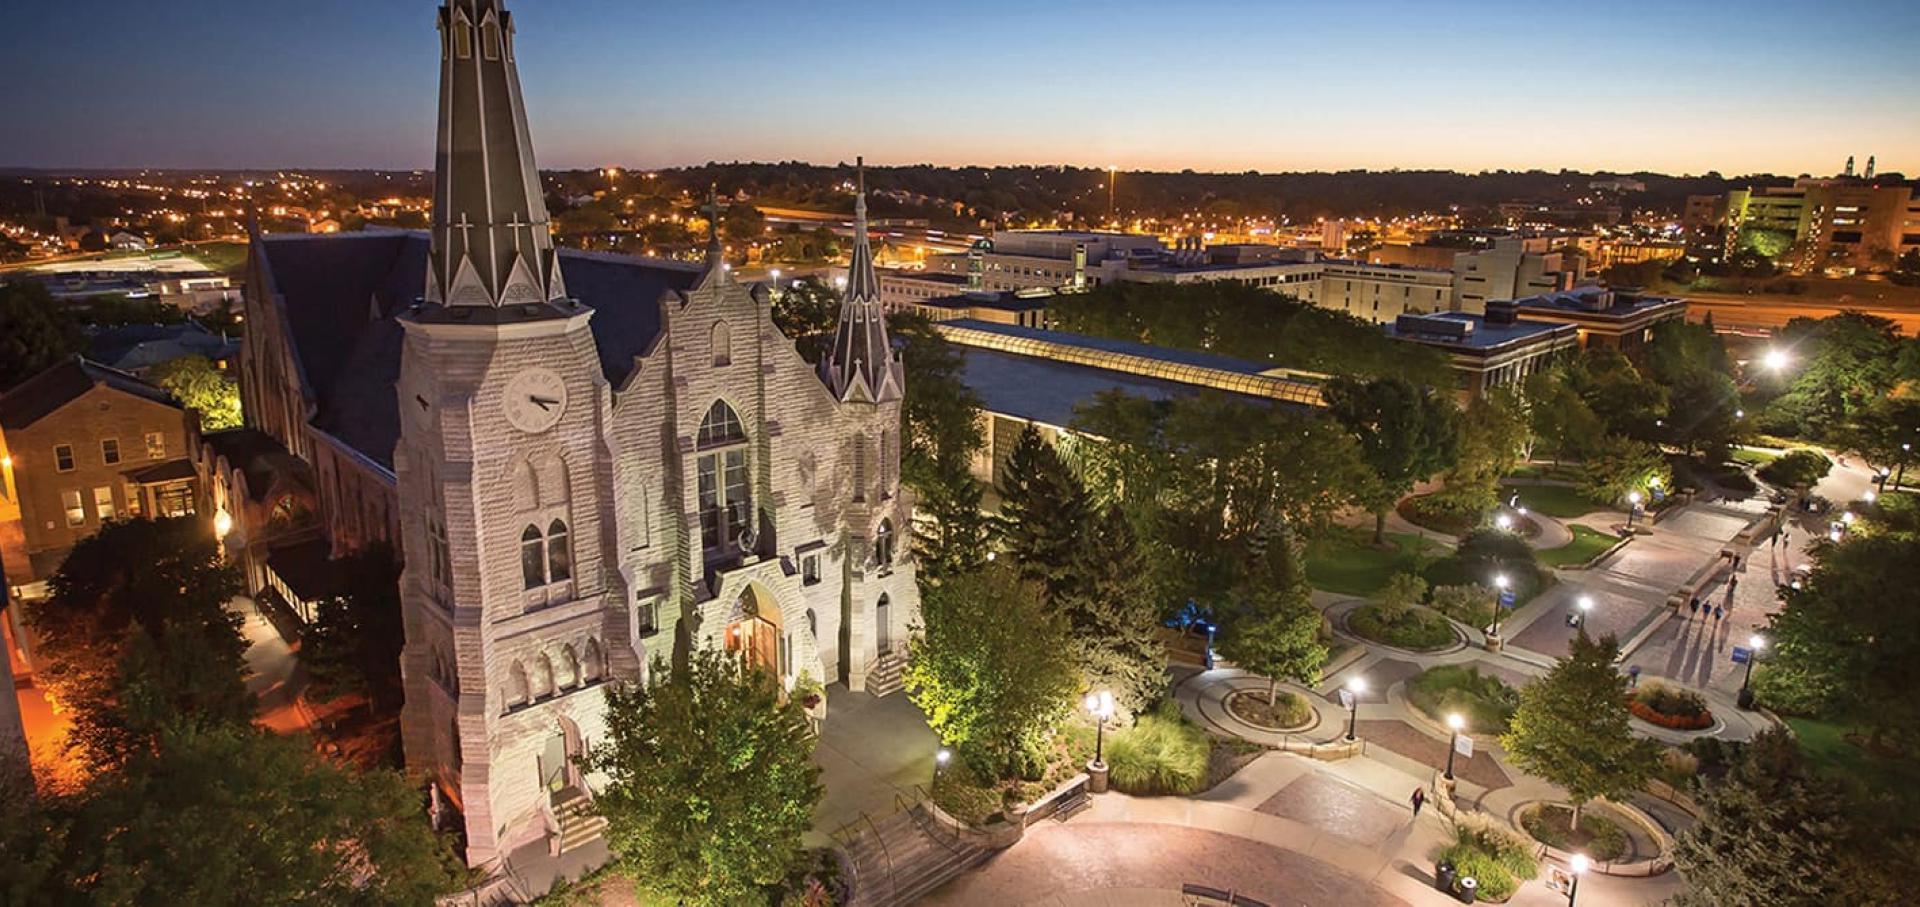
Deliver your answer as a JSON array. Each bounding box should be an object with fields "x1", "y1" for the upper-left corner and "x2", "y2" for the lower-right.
[
  {"x1": 0, "y1": 356, "x2": 178, "y2": 431},
  {"x1": 956, "y1": 347, "x2": 1273, "y2": 429},
  {"x1": 1383, "y1": 312, "x2": 1575, "y2": 352},
  {"x1": 1511, "y1": 286, "x2": 1687, "y2": 317}
]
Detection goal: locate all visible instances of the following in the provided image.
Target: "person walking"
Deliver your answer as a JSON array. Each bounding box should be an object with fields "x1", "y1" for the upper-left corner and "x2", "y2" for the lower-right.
[
  {"x1": 1713, "y1": 604, "x2": 1725, "y2": 623},
  {"x1": 1411, "y1": 786, "x2": 1426, "y2": 817},
  {"x1": 1689, "y1": 597, "x2": 1701, "y2": 620}
]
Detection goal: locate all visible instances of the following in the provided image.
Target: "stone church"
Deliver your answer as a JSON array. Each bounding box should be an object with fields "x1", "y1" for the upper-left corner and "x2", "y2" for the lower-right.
[{"x1": 226, "y1": 0, "x2": 918, "y2": 866}]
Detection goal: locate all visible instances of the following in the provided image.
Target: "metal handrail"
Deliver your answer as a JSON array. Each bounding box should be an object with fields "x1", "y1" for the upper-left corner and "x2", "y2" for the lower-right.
[{"x1": 861, "y1": 811, "x2": 897, "y2": 904}]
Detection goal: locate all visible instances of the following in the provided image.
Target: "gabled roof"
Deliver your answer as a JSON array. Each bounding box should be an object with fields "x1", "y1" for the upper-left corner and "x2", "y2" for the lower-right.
[
  {"x1": 200, "y1": 427, "x2": 311, "y2": 503},
  {"x1": 88, "y1": 321, "x2": 240, "y2": 373},
  {"x1": 0, "y1": 356, "x2": 179, "y2": 431},
  {"x1": 255, "y1": 231, "x2": 701, "y2": 470}
]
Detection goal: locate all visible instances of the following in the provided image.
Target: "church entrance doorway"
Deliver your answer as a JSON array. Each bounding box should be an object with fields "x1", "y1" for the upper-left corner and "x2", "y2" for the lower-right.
[
  {"x1": 876, "y1": 594, "x2": 892, "y2": 653},
  {"x1": 725, "y1": 585, "x2": 785, "y2": 682},
  {"x1": 537, "y1": 717, "x2": 583, "y2": 798}
]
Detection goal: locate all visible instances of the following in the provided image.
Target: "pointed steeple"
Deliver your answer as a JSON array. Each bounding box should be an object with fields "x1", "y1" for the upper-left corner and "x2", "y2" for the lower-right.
[
  {"x1": 821, "y1": 158, "x2": 903, "y2": 404},
  {"x1": 429, "y1": 0, "x2": 562, "y2": 308},
  {"x1": 695, "y1": 184, "x2": 729, "y2": 288}
]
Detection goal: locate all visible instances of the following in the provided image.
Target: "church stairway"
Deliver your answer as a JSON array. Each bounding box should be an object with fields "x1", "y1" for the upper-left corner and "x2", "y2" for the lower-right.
[
  {"x1": 552, "y1": 788, "x2": 608, "y2": 855},
  {"x1": 865, "y1": 650, "x2": 906, "y2": 698}
]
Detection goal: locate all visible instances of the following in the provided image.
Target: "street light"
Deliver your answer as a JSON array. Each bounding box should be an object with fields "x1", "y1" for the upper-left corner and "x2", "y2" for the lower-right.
[
  {"x1": 1572, "y1": 594, "x2": 1594, "y2": 630},
  {"x1": 1444, "y1": 713, "x2": 1465, "y2": 781},
  {"x1": 1567, "y1": 853, "x2": 1590, "y2": 905},
  {"x1": 1740, "y1": 635, "x2": 1766, "y2": 705},
  {"x1": 1490, "y1": 574, "x2": 1510, "y2": 638},
  {"x1": 1495, "y1": 513, "x2": 1513, "y2": 531},
  {"x1": 935, "y1": 747, "x2": 951, "y2": 779},
  {"x1": 1084, "y1": 690, "x2": 1115, "y2": 768},
  {"x1": 1344, "y1": 676, "x2": 1366, "y2": 742},
  {"x1": 1763, "y1": 349, "x2": 1789, "y2": 372},
  {"x1": 1627, "y1": 490, "x2": 1643, "y2": 529}
]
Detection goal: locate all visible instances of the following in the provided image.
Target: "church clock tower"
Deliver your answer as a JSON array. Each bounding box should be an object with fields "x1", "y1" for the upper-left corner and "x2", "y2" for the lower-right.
[{"x1": 396, "y1": 0, "x2": 622, "y2": 866}]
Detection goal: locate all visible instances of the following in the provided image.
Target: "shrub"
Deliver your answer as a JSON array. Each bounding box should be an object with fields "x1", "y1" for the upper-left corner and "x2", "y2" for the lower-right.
[
  {"x1": 1656, "y1": 748, "x2": 1699, "y2": 792},
  {"x1": 1106, "y1": 703, "x2": 1210, "y2": 795},
  {"x1": 1429, "y1": 584, "x2": 1494, "y2": 626},
  {"x1": 1456, "y1": 528, "x2": 1534, "y2": 565},
  {"x1": 1378, "y1": 572, "x2": 1428, "y2": 623},
  {"x1": 1438, "y1": 813, "x2": 1538, "y2": 902},
  {"x1": 1347, "y1": 604, "x2": 1455, "y2": 651},
  {"x1": 1757, "y1": 449, "x2": 1831, "y2": 489},
  {"x1": 1630, "y1": 683, "x2": 1713, "y2": 730},
  {"x1": 1409, "y1": 664, "x2": 1520, "y2": 734},
  {"x1": 1226, "y1": 689, "x2": 1312, "y2": 729}
]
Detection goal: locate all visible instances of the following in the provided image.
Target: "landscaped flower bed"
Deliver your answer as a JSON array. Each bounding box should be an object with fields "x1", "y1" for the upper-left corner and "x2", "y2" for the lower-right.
[
  {"x1": 1521, "y1": 803, "x2": 1629, "y2": 862},
  {"x1": 1408, "y1": 664, "x2": 1520, "y2": 734},
  {"x1": 1226, "y1": 689, "x2": 1313, "y2": 730},
  {"x1": 1347, "y1": 604, "x2": 1456, "y2": 651},
  {"x1": 1437, "y1": 813, "x2": 1539, "y2": 902},
  {"x1": 1629, "y1": 683, "x2": 1713, "y2": 730}
]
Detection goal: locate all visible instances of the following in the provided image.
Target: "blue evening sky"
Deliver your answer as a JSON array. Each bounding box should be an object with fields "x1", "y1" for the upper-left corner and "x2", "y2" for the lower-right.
[{"x1": 3, "y1": 0, "x2": 1915, "y2": 174}]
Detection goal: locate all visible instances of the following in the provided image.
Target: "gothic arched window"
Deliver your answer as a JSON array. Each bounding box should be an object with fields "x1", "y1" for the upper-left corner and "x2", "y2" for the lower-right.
[
  {"x1": 875, "y1": 519, "x2": 895, "y2": 568},
  {"x1": 520, "y1": 524, "x2": 545, "y2": 589},
  {"x1": 508, "y1": 661, "x2": 530, "y2": 708},
  {"x1": 480, "y1": 18, "x2": 501, "y2": 60},
  {"x1": 546, "y1": 519, "x2": 571, "y2": 583},
  {"x1": 558, "y1": 644, "x2": 580, "y2": 690},
  {"x1": 710, "y1": 320, "x2": 732, "y2": 368},
  {"x1": 582, "y1": 639, "x2": 605, "y2": 682},
  {"x1": 532, "y1": 654, "x2": 555, "y2": 699},
  {"x1": 696, "y1": 401, "x2": 750, "y2": 553}
]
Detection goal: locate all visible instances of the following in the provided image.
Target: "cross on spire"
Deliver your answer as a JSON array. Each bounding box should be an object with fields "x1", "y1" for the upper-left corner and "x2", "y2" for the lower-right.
[{"x1": 702, "y1": 184, "x2": 728, "y2": 265}]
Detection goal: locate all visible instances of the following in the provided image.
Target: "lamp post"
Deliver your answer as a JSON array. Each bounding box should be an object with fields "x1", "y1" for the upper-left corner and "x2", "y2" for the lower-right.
[
  {"x1": 1899, "y1": 443, "x2": 1912, "y2": 491},
  {"x1": 1344, "y1": 676, "x2": 1366, "y2": 742},
  {"x1": 1626, "y1": 491, "x2": 1643, "y2": 529},
  {"x1": 1567, "y1": 854, "x2": 1589, "y2": 906},
  {"x1": 1490, "y1": 574, "x2": 1510, "y2": 638},
  {"x1": 1573, "y1": 594, "x2": 1593, "y2": 630},
  {"x1": 1444, "y1": 713, "x2": 1465, "y2": 781},
  {"x1": 1740, "y1": 635, "x2": 1766, "y2": 701},
  {"x1": 1495, "y1": 513, "x2": 1513, "y2": 532},
  {"x1": 934, "y1": 747, "x2": 951, "y2": 780},
  {"x1": 1084, "y1": 690, "x2": 1115, "y2": 792}
]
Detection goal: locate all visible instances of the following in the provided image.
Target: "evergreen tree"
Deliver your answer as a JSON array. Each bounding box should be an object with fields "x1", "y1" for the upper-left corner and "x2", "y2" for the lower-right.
[
  {"x1": 589, "y1": 649, "x2": 821, "y2": 906},
  {"x1": 911, "y1": 457, "x2": 995, "y2": 585},
  {"x1": 1215, "y1": 523, "x2": 1326, "y2": 706},
  {"x1": 1067, "y1": 503, "x2": 1168, "y2": 712},
  {"x1": 999, "y1": 424, "x2": 1091, "y2": 599},
  {"x1": 1499, "y1": 629, "x2": 1658, "y2": 829}
]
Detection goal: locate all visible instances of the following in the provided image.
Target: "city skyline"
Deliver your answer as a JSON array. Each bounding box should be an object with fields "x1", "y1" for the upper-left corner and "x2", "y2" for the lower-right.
[{"x1": 5, "y1": 0, "x2": 1917, "y2": 176}]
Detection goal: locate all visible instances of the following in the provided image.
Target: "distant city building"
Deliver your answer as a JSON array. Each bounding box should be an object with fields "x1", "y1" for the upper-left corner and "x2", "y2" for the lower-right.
[
  {"x1": 1450, "y1": 235, "x2": 1591, "y2": 315},
  {"x1": 86, "y1": 321, "x2": 241, "y2": 378},
  {"x1": 1382, "y1": 306, "x2": 1578, "y2": 399},
  {"x1": 1685, "y1": 169, "x2": 1920, "y2": 272},
  {"x1": 1509, "y1": 286, "x2": 1687, "y2": 352},
  {"x1": 0, "y1": 358, "x2": 195, "y2": 605}
]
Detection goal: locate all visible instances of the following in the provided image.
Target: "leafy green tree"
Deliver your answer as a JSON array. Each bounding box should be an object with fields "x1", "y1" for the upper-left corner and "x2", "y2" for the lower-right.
[
  {"x1": 5, "y1": 723, "x2": 460, "y2": 905},
  {"x1": 150, "y1": 354, "x2": 242, "y2": 430},
  {"x1": 1577, "y1": 434, "x2": 1671, "y2": 507},
  {"x1": 1754, "y1": 534, "x2": 1920, "y2": 746},
  {"x1": 904, "y1": 564, "x2": 1077, "y2": 778},
  {"x1": 1429, "y1": 387, "x2": 1529, "y2": 520},
  {"x1": 999, "y1": 424, "x2": 1091, "y2": 599},
  {"x1": 1736, "y1": 227, "x2": 1794, "y2": 262},
  {"x1": 1430, "y1": 584, "x2": 1495, "y2": 627},
  {"x1": 1672, "y1": 729, "x2": 1905, "y2": 906},
  {"x1": 1216, "y1": 530, "x2": 1325, "y2": 706},
  {"x1": 300, "y1": 544, "x2": 406, "y2": 711},
  {"x1": 1324, "y1": 376, "x2": 1460, "y2": 544},
  {"x1": 589, "y1": 648, "x2": 821, "y2": 906},
  {"x1": 891, "y1": 311, "x2": 986, "y2": 491},
  {"x1": 0, "y1": 281, "x2": 86, "y2": 392},
  {"x1": 1523, "y1": 368, "x2": 1605, "y2": 464},
  {"x1": 1773, "y1": 312, "x2": 1905, "y2": 438},
  {"x1": 1837, "y1": 395, "x2": 1920, "y2": 471},
  {"x1": 1377, "y1": 572, "x2": 1428, "y2": 623},
  {"x1": 1566, "y1": 348, "x2": 1668, "y2": 441},
  {"x1": 25, "y1": 517, "x2": 248, "y2": 768},
  {"x1": 770, "y1": 276, "x2": 840, "y2": 364},
  {"x1": 1501, "y1": 630, "x2": 1657, "y2": 829}
]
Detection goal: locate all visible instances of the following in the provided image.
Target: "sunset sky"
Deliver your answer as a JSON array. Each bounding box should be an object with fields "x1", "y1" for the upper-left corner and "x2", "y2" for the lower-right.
[{"x1": 5, "y1": 0, "x2": 1916, "y2": 175}]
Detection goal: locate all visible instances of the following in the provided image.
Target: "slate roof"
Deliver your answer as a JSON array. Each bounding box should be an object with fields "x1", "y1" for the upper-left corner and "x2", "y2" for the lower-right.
[
  {"x1": 88, "y1": 321, "x2": 241, "y2": 373},
  {"x1": 257, "y1": 232, "x2": 702, "y2": 471},
  {"x1": 0, "y1": 356, "x2": 179, "y2": 431},
  {"x1": 201, "y1": 428, "x2": 308, "y2": 502}
]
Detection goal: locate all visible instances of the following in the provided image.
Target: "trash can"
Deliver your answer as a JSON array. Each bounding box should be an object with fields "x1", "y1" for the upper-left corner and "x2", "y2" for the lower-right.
[
  {"x1": 1434, "y1": 860, "x2": 1456, "y2": 893},
  {"x1": 1457, "y1": 876, "x2": 1478, "y2": 903}
]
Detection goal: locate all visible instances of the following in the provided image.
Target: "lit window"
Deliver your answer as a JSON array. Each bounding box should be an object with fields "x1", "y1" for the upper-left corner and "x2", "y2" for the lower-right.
[
  {"x1": 54, "y1": 445, "x2": 75, "y2": 472},
  {"x1": 696, "y1": 402, "x2": 750, "y2": 552},
  {"x1": 63, "y1": 489, "x2": 85, "y2": 527},
  {"x1": 100, "y1": 438, "x2": 120, "y2": 465},
  {"x1": 145, "y1": 432, "x2": 165, "y2": 460},
  {"x1": 93, "y1": 486, "x2": 115, "y2": 522}
]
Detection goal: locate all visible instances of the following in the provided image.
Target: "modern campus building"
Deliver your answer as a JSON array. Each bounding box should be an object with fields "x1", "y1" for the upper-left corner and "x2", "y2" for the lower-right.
[
  {"x1": 1684, "y1": 164, "x2": 1920, "y2": 273},
  {"x1": 1509, "y1": 286, "x2": 1687, "y2": 353},
  {"x1": 1382, "y1": 306, "x2": 1579, "y2": 399},
  {"x1": 211, "y1": 0, "x2": 919, "y2": 867}
]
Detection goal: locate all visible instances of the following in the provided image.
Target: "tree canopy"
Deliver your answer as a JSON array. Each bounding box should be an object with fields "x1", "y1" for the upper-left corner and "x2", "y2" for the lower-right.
[
  {"x1": 589, "y1": 649, "x2": 821, "y2": 906},
  {"x1": 1768, "y1": 312, "x2": 1909, "y2": 439},
  {"x1": 1500, "y1": 630, "x2": 1658, "y2": 828},
  {"x1": 150, "y1": 354, "x2": 242, "y2": 431},
  {"x1": 0, "y1": 280, "x2": 87, "y2": 392},
  {"x1": 1324, "y1": 376, "x2": 1460, "y2": 543},
  {"x1": 1427, "y1": 386, "x2": 1528, "y2": 520}
]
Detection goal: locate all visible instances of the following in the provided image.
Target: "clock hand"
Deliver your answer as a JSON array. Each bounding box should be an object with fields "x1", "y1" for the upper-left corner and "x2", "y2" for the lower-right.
[{"x1": 530, "y1": 395, "x2": 560, "y2": 411}]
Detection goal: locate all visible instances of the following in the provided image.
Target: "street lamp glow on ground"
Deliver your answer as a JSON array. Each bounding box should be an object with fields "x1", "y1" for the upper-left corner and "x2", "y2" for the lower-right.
[
  {"x1": 1344, "y1": 676, "x2": 1366, "y2": 742},
  {"x1": 1444, "y1": 712, "x2": 1465, "y2": 781}
]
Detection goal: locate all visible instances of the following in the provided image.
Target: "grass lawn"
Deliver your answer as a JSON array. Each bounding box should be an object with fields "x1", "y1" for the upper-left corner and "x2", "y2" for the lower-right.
[
  {"x1": 1508, "y1": 462, "x2": 1582, "y2": 482},
  {"x1": 1506, "y1": 483, "x2": 1603, "y2": 519},
  {"x1": 1536, "y1": 525, "x2": 1621, "y2": 568},
  {"x1": 1787, "y1": 717, "x2": 1920, "y2": 812},
  {"x1": 1304, "y1": 528, "x2": 1447, "y2": 597},
  {"x1": 1732, "y1": 447, "x2": 1781, "y2": 467},
  {"x1": 1407, "y1": 664, "x2": 1520, "y2": 734}
]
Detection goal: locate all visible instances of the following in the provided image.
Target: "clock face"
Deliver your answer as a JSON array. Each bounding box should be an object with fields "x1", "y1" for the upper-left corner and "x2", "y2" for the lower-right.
[{"x1": 502, "y1": 367, "x2": 568, "y2": 434}]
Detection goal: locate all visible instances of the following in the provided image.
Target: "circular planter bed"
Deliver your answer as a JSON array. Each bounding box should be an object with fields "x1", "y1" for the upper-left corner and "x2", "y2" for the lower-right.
[
  {"x1": 1225, "y1": 688, "x2": 1314, "y2": 731},
  {"x1": 1520, "y1": 803, "x2": 1631, "y2": 862},
  {"x1": 1398, "y1": 495, "x2": 1476, "y2": 537},
  {"x1": 1346, "y1": 603, "x2": 1458, "y2": 652},
  {"x1": 1407, "y1": 664, "x2": 1520, "y2": 735},
  {"x1": 1629, "y1": 683, "x2": 1714, "y2": 731}
]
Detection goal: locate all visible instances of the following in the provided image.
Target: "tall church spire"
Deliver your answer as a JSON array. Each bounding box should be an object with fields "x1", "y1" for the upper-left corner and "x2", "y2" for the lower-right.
[
  {"x1": 822, "y1": 158, "x2": 902, "y2": 404},
  {"x1": 429, "y1": 0, "x2": 563, "y2": 308}
]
